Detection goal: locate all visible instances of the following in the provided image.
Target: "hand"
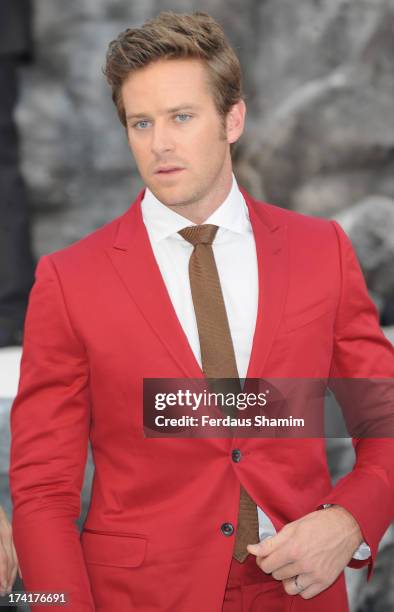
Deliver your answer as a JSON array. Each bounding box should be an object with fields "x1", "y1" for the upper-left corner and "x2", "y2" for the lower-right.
[
  {"x1": 247, "y1": 505, "x2": 364, "y2": 599},
  {"x1": 0, "y1": 506, "x2": 20, "y2": 596}
]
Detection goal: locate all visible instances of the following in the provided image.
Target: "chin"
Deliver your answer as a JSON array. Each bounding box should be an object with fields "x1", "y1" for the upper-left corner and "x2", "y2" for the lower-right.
[{"x1": 151, "y1": 185, "x2": 189, "y2": 208}]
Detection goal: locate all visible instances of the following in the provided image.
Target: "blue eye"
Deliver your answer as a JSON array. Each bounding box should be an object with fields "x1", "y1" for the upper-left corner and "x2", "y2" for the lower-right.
[
  {"x1": 134, "y1": 120, "x2": 151, "y2": 129},
  {"x1": 175, "y1": 114, "x2": 192, "y2": 122}
]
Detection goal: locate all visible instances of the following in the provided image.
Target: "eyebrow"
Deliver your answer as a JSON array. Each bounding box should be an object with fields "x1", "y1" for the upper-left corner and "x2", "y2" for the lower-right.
[{"x1": 126, "y1": 104, "x2": 201, "y2": 121}]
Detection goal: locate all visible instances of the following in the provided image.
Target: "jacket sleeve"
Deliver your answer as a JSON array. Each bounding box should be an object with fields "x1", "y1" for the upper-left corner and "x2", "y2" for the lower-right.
[
  {"x1": 316, "y1": 220, "x2": 394, "y2": 581},
  {"x1": 9, "y1": 254, "x2": 95, "y2": 610}
]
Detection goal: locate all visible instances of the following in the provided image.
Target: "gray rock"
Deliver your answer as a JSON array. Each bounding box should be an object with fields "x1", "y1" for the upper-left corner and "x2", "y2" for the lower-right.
[
  {"x1": 254, "y1": 3, "x2": 394, "y2": 213},
  {"x1": 335, "y1": 196, "x2": 394, "y2": 303}
]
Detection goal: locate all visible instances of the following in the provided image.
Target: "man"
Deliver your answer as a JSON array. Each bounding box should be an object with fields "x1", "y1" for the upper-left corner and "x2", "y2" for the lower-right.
[
  {"x1": 0, "y1": 0, "x2": 36, "y2": 347},
  {"x1": 9, "y1": 11, "x2": 394, "y2": 612}
]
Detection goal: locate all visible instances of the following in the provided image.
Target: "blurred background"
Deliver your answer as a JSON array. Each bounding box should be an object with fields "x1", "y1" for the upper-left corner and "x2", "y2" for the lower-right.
[{"x1": 0, "y1": 0, "x2": 393, "y2": 610}]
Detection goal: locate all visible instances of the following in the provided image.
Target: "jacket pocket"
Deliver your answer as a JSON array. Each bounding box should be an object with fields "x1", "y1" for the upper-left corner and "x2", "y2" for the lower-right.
[{"x1": 81, "y1": 529, "x2": 148, "y2": 568}]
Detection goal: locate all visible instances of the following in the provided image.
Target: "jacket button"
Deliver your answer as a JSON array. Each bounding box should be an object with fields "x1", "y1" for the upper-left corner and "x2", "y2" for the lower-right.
[
  {"x1": 232, "y1": 449, "x2": 242, "y2": 462},
  {"x1": 221, "y1": 522, "x2": 234, "y2": 536}
]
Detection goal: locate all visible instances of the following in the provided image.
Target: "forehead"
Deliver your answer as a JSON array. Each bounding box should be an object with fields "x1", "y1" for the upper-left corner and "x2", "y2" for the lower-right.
[{"x1": 121, "y1": 58, "x2": 214, "y2": 111}]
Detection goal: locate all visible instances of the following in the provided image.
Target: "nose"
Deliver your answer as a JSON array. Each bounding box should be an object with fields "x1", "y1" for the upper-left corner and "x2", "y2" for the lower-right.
[{"x1": 150, "y1": 121, "x2": 175, "y2": 156}]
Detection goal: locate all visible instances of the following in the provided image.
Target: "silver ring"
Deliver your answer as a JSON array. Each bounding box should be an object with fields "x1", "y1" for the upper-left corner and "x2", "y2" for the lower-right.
[{"x1": 294, "y1": 575, "x2": 305, "y2": 592}]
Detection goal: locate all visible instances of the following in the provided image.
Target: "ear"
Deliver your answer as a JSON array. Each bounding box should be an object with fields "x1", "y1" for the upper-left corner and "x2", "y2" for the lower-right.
[{"x1": 226, "y1": 99, "x2": 246, "y2": 144}]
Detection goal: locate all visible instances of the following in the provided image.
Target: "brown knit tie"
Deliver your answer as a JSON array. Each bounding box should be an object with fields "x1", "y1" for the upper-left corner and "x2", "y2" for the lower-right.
[{"x1": 178, "y1": 223, "x2": 259, "y2": 562}]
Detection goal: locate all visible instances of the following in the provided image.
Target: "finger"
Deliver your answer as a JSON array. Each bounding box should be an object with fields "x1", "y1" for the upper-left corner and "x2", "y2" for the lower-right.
[
  {"x1": 0, "y1": 540, "x2": 10, "y2": 591},
  {"x1": 272, "y1": 562, "x2": 301, "y2": 581},
  {"x1": 12, "y1": 545, "x2": 22, "y2": 580},
  {"x1": 257, "y1": 543, "x2": 297, "y2": 575},
  {"x1": 295, "y1": 583, "x2": 325, "y2": 600},
  {"x1": 247, "y1": 530, "x2": 288, "y2": 558},
  {"x1": 282, "y1": 574, "x2": 314, "y2": 597},
  {"x1": 1, "y1": 530, "x2": 15, "y2": 587},
  {"x1": 7, "y1": 544, "x2": 18, "y2": 590}
]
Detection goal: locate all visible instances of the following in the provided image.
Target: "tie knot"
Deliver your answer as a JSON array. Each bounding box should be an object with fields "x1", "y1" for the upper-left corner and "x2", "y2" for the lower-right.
[{"x1": 178, "y1": 224, "x2": 219, "y2": 246}]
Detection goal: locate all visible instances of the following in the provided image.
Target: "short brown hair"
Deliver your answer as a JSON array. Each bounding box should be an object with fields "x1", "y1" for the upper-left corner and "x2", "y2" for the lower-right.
[{"x1": 103, "y1": 11, "x2": 244, "y2": 132}]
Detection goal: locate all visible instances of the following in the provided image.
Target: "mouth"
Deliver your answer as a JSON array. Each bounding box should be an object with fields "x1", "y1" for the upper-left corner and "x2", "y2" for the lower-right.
[{"x1": 155, "y1": 167, "x2": 185, "y2": 176}]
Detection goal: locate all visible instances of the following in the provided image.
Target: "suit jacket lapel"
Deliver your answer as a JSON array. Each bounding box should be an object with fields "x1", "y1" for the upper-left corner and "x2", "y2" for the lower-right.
[
  {"x1": 106, "y1": 189, "x2": 204, "y2": 380},
  {"x1": 241, "y1": 188, "x2": 288, "y2": 379}
]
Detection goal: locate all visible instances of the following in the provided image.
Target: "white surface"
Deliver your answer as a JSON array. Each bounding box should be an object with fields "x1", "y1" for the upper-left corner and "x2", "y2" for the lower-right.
[{"x1": 0, "y1": 347, "x2": 22, "y2": 398}]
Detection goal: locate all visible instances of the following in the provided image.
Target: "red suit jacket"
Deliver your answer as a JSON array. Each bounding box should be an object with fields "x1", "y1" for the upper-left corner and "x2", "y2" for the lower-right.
[{"x1": 9, "y1": 188, "x2": 394, "y2": 611}]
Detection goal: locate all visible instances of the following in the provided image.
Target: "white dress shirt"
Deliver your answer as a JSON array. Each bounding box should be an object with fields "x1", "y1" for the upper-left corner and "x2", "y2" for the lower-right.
[{"x1": 141, "y1": 173, "x2": 370, "y2": 560}]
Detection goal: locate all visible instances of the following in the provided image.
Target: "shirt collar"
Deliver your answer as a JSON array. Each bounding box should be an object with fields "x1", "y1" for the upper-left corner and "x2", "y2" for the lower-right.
[{"x1": 141, "y1": 173, "x2": 250, "y2": 243}]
